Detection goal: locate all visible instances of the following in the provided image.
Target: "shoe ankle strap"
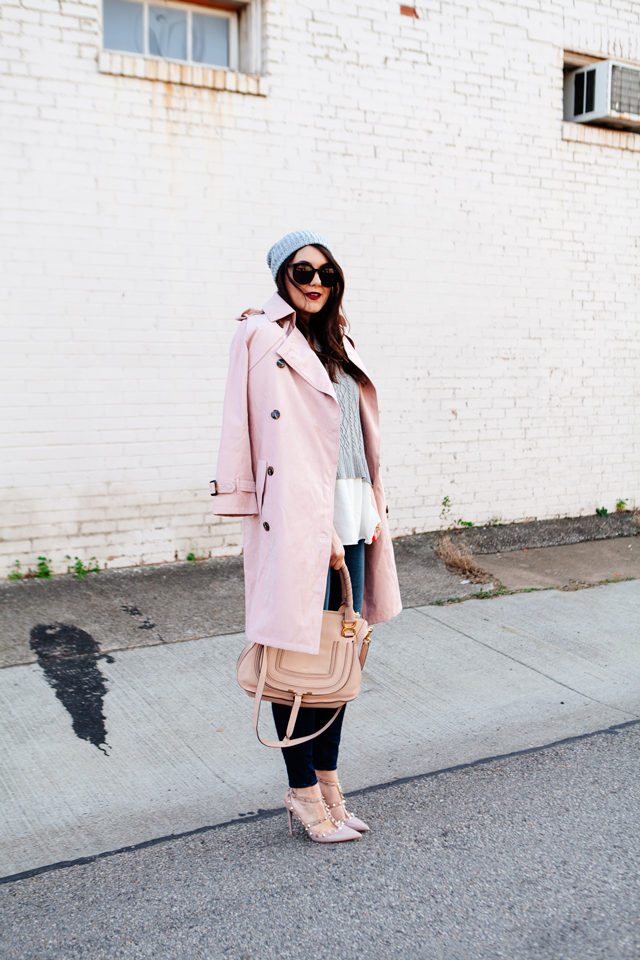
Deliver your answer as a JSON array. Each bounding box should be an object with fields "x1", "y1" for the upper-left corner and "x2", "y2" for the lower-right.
[
  {"x1": 317, "y1": 777, "x2": 345, "y2": 801},
  {"x1": 290, "y1": 789, "x2": 327, "y2": 805},
  {"x1": 316, "y1": 776, "x2": 341, "y2": 787}
]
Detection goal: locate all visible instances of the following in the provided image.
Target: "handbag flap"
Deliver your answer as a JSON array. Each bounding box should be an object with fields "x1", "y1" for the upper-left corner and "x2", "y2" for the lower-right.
[{"x1": 265, "y1": 610, "x2": 366, "y2": 696}]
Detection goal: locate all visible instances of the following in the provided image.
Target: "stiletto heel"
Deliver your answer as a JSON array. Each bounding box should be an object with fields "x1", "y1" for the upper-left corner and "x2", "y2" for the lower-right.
[
  {"x1": 284, "y1": 789, "x2": 361, "y2": 843},
  {"x1": 316, "y1": 776, "x2": 370, "y2": 832}
]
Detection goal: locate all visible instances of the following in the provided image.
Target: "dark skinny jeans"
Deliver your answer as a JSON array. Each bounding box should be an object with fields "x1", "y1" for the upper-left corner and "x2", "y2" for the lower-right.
[{"x1": 272, "y1": 540, "x2": 365, "y2": 788}]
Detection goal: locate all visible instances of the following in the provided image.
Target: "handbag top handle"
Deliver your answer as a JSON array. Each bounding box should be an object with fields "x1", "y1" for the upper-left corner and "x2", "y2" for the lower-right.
[{"x1": 336, "y1": 562, "x2": 357, "y2": 627}]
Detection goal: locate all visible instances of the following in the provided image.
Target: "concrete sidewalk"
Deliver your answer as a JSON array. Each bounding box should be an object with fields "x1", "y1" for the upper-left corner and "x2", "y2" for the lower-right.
[
  {"x1": 0, "y1": 535, "x2": 496, "y2": 670},
  {"x1": 2, "y1": 520, "x2": 637, "y2": 670},
  {"x1": 1, "y1": 578, "x2": 638, "y2": 881},
  {"x1": 481, "y1": 536, "x2": 639, "y2": 591}
]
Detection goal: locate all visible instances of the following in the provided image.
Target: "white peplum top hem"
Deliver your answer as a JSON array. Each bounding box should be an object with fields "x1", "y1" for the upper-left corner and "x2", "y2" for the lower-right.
[{"x1": 332, "y1": 477, "x2": 381, "y2": 546}]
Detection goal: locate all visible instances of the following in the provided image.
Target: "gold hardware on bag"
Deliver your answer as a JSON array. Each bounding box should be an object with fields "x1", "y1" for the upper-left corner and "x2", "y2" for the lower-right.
[
  {"x1": 341, "y1": 620, "x2": 357, "y2": 637},
  {"x1": 363, "y1": 629, "x2": 373, "y2": 644}
]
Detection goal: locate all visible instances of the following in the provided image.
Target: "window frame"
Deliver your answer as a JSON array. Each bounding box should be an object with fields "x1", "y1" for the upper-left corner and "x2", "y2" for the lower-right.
[{"x1": 102, "y1": 0, "x2": 239, "y2": 72}]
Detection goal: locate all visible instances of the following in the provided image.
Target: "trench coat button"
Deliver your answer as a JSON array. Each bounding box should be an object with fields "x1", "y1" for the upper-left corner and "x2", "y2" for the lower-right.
[
  {"x1": 271, "y1": 410, "x2": 280, "y2": 419},
  {"x1": 263, "y1": 521, "x2": 270, "y2": 531},
  {"x1": 267, "y1": 467, "x2": 274, "y2": 476},
  {"x1": 276, "y1": 358, "x2": 286, "y2": 368}
]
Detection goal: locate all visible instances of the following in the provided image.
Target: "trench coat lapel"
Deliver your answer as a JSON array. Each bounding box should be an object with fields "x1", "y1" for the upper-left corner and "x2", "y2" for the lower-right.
[
  {"x1": 278, "y1": 329, "x2": 337, "y2": 399},
  {"x1": 343, "y1": 337, "x2": 370, "y2": 380},
  {"x1": 262, "y1": 292, "x2": 336, "y2": 400}
]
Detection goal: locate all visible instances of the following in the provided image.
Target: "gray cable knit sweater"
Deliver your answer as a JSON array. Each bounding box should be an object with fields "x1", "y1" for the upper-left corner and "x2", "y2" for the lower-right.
[{"x1": 332, "y1": 370, "x2": 372, "y2": 483}]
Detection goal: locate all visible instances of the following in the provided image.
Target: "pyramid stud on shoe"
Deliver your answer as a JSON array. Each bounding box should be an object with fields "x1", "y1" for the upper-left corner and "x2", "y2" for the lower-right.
[
  {"x1": 284, "y1": 789, "x2": 362, "y2": 843},
  {"x1": 316, "y1": 776, "x2": 370, "y2": 832}
]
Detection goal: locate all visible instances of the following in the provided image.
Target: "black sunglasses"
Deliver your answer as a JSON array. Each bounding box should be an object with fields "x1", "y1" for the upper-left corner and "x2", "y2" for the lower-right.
[{"x1": 288, "y1": 261, "x2": 340, "y2": 287}]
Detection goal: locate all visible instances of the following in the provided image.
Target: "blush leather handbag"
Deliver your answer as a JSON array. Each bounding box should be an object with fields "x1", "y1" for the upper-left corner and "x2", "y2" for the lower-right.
[{"x1": 236, "y1": 563, "x2": 372, "y2": 748}]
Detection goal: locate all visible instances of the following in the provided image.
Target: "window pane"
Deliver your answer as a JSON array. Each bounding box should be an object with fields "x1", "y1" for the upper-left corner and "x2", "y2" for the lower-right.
[
  {"x1": 149, "y1": 5, "x2": 187, "y2": 61},
  {"x1": 103, "y1": 0, "x2": 144, "y2": 54},
  {"x1": 192, "y1": 12, "x2": 229, "y2": 67}
]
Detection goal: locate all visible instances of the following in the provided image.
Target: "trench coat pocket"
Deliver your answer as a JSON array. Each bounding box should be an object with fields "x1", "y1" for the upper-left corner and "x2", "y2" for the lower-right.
[{"x1": 255, "y1": 460, "x2": 268, "y2": 516}]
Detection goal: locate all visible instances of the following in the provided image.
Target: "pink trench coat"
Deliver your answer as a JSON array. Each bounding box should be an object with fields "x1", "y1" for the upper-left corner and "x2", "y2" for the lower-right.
[{"x1": 212, "y1": 292, "x2": 402, "y2": 655}]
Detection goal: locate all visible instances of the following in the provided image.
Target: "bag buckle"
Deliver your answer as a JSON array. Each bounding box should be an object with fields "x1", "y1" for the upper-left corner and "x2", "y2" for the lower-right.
[
  {"x1": 210, "y1": 479, "x2": 218, "y2": 496},
  {"x1": 341, "y1": 620, "x2": 357, "y2": 638}
]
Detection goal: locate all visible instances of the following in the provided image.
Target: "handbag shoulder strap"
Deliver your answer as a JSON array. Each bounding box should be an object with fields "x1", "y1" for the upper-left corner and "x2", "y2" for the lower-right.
[{"x1": 251, "y1": 652, "x2": 343, "y2": 748}]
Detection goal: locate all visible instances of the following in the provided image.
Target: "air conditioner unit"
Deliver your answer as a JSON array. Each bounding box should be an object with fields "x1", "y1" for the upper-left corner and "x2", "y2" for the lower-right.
[{"x1": 564, "y1": 59, "x2": 640, "y2": 132}]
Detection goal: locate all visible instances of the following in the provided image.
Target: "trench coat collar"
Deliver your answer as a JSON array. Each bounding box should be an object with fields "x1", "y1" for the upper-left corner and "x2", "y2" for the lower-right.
[{"x1": 262, "y1": 291, "x2": 295, "y2": 325}]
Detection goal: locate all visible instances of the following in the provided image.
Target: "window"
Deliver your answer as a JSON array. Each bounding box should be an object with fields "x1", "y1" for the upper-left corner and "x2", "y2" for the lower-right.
[{"x1": 103, "y1": 0, "x2": 238, "y2": 70}]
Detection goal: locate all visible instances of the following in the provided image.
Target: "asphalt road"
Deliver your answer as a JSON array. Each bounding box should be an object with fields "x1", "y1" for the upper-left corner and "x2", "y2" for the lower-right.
[{"x1": 2, "y1": 722, "x2": 638, "y2": 960}]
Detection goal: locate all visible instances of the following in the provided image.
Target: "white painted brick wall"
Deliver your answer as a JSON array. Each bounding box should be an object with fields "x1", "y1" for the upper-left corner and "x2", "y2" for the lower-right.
[{"x1": 1, "y1": 0, "x2": 639, "y2": 574}]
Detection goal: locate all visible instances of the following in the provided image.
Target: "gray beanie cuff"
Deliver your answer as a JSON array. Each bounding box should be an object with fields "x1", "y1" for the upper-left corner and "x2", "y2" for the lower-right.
[{"x1": 266, "y1": 230, "x2": 332, "y2": 281}]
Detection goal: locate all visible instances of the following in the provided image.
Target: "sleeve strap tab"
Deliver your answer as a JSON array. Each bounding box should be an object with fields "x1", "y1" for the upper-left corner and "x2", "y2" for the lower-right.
[{"x1": 210, "y1": 479, "x2": 257, "y2": 496}]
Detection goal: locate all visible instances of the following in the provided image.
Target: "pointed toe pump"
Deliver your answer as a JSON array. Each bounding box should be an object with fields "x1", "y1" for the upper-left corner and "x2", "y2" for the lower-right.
[
  {"x1": 284, "y1": 789, "x2": 362, "y2": 843},
  {"x1": 316, "y1": 776, "x2": 370, "y2": 832}
]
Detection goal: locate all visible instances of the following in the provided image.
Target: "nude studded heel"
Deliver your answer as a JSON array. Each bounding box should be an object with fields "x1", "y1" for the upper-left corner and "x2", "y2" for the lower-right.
[
  {"x1": 284, "y1": 789, "x2": 362, "y2": 843},
  {"x1": 316, "y1": 776, "x2": 370, "y2": 832}
]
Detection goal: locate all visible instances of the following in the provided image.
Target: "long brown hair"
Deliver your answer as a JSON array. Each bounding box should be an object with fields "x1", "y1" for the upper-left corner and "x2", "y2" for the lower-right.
[{"x1": 276, "y1": 245, "x2": 368, "y2": 385}]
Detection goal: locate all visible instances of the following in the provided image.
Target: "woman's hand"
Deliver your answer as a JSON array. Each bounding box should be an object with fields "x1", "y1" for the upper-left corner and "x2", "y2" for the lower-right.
[
  {"x1": 371, "y1": 486, "x2": 382, "y2": 542},
  {"x1": 330, "y1": 527, "x2": 345, "y2": 569}
]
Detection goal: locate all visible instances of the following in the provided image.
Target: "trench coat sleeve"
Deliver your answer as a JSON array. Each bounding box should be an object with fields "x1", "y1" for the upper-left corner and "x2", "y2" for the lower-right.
[{"x1": 212, "y1": 321, "x2": 258, "y2": 517}]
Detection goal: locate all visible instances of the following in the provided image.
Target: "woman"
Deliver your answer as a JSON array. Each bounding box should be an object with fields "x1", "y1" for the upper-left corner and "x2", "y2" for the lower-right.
[{"x1": 212, "y1": 230, "x2": 402, "y2": 843}]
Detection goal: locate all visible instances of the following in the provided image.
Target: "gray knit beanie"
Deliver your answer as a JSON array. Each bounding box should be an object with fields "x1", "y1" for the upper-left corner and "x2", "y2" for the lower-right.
[{"x1": 266, "y1": 230, "x2": 332, "y2": 281}]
